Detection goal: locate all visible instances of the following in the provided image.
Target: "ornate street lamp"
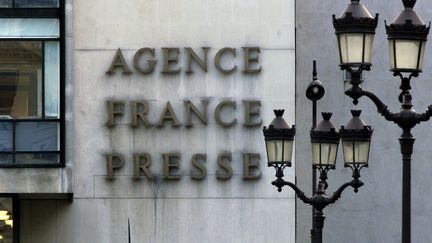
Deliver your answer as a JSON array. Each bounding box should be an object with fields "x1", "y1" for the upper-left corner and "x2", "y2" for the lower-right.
[
  {"x1": 263, "y1": 110, "x2": 295, "y2": 167},
  {"x1": 340, "y1": 110, "x2": 373, "y2": 167},
  {"x1": 310, "y1": 112, "x2": 340, "y2": 169},
  {"x1": 263, "y1": 63, "x2": 367, "y2": 243},
  {"x1": 386, "y1": 0, "x2": 430, "y2": 74},
  {"x1": 331, "y1": 0, "x2": 432, "y2": 242},
  {"x1": 333, "y1": 0, "x2": 378, "y2": 71}
]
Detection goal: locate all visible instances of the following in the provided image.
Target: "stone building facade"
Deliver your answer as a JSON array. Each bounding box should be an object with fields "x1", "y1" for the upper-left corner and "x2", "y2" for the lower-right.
[{"x1": 0, "y1": 0, "x2": 296, "y2": 242}]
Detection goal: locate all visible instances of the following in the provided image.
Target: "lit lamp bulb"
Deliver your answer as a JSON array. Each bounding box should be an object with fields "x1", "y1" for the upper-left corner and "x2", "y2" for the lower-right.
[
  {"x1": 0, "y1": 214, "x2": 9, "y2": 221},
  {"x1": 5, "y1": 220, "x2": 12, "y2": 227},
  {"x1": 0, "y1": 235, "x2": 3, "y2": 239},
  {"x1": 0, "y1": 211, "x2": 7, "y2": 216}
]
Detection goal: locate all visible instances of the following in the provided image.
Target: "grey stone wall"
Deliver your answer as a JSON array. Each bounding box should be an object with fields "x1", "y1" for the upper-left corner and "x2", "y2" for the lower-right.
[
  {"x1": 20, "y1": 0, "x2": 297, "y2": 242},
  {"x1": 296, "y1": 1, "x2": 432, "y2": 242}
]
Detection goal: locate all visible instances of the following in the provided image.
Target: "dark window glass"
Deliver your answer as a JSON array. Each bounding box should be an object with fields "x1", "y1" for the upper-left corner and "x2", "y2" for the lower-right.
[
  {"x1": 0, "y1": 154, "x2": 12, "y2": 164},
  {"x1": 16, "y1": 153, "x2": 59, "y2": 164},
  {"x1": 16, "y1": 122, "x2": 58, "y2": 151},
  {"x1": 0, "y1": 41, "x2": 42, "y2": 119},
  {"x1": 16, "y1": 0, "x2": 59, "y2": 8},
  {"x1": 0, "y1": 0, "x2": 12, "y2": 7},
  {"x1": 0, "y1": 122, "x2": 12, "y2": 151},
  {"x1": 0, "y1": 198, "x2": 14, "y2": 242}
]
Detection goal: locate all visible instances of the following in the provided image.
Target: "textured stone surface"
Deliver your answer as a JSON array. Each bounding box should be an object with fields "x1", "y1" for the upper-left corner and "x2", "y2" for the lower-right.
[
  {"x1": 21, "y1": 199, "x2": 294, "y2": 243},
  {"x1": 20, "y1": 0, "x2": 296, "y2": 242}
]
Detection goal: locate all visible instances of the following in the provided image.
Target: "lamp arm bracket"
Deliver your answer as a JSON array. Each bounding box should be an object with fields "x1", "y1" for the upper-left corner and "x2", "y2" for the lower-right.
[
  {"x1": 283, "y1": 181, "x2": 314, "y2": 205},
  {"x1": 345, "y1": 82, "x2": 397, "y2": 121},
  {"x1": 360, "y1": 90, "x2": 399, "y2": 122},
  {"x1": 326, "y1": 182, "x2": 352, "y2": 204},
  {"x1": 415, "y1": 105, "x2": 432, "y2": 123},
  {"x1": 327, "y1": 177, "x2": 364, "y2": 204}
]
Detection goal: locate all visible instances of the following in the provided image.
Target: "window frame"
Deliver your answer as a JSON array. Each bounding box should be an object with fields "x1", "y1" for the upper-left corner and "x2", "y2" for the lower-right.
[{"x1": 0, "y1": 1, "x2": 65, "y2": 168}]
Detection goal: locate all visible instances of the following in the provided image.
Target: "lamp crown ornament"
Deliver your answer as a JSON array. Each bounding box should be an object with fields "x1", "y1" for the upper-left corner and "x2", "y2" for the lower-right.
[
  {"x1": 263, "y1": 109, "x2": 295, "y2": 136},
  {"x1": 310, "y1": 112, "x2": 340, "y2": 144},
  {"x1": 274, "y1": 109, "x2": 284, "y2": 118},
  {"x1": 351, "y1": 109, "x2": 362, "y2": 117},
  {"x1": 345, "y1": 110, "x2": 367, "y2": 130},
  {"x1": 403, "y1": 0, "x2": 416, "y2": 9},
  {"x1": 340, "y1": 110, "x2": 373, "y2": 140},
  {"x1": 322, "y1": 112, "x2": 332, "y2": 120},
  {"x1": 313, "y1": 112, "x2": 339, "y2": 133}
]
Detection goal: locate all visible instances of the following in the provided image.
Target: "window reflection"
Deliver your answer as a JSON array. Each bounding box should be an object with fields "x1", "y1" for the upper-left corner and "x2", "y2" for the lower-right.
[
  {"x1": 0, "y1": 41, "x2": 42, "y2": 118},
  {"x1": 0, "y1": 0, "x2": 12, "y2": 8},
  {"x1": 13, "y1": 0, "x2": 58, "y2": 8}
]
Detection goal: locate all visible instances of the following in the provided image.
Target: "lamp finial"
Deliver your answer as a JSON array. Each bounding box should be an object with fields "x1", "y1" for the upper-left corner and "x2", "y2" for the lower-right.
[
  {"x1": 313, "y1": 60, "x2": 318, "y2": 81},
  {"x1": 273, "y1": 109, "x2": 285, "y2": 118},
  {"x1": 351, "y1": 110, "x2": 362, "y2": 117},
  {"x1": 403, "y1": 0, "x2": 416, "y2": 9},
  {"x1": 322, "y1": 112, "x2": 332, "y2": 120}
]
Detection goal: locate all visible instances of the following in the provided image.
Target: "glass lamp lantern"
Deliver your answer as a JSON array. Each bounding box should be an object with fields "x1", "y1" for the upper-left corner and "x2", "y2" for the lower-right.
[
  {"x1": 310, "y1": 113, "x2": 340, "y2": 168},
  {"x1": 386, "y1": 0, "x2": 430, "y2": 73},
  {"x1": 333, "y1": 0, "x2": 378, "y2": 70},
  {"x1": 340, "y1": 110, "x2": 373, "y2": 166},
  {"x1": 263, "y1": 110, "x2": 295, "y2": 167}
]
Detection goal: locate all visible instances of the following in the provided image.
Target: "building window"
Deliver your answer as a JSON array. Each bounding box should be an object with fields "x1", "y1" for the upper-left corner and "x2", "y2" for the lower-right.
[
  {"x1": 0, "y1": 0, "x2": 59, "y2": 8},
  {"x1": 0, "y1": 0, "x2": 64, "y2": 167}
]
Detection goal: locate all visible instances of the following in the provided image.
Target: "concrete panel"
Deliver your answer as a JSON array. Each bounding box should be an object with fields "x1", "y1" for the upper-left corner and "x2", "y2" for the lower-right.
[
  {"x1": 74, "y1": 0, "x2": 294, "y2": 49},
  {"x1": 21, "y1": 199, "x2": 294, "y2": 243}
]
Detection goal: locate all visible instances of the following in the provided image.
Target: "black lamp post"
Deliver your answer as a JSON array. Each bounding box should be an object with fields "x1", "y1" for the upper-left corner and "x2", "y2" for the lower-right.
[
  {"x1": 263, "y1": 63, "x2": 371, "y2": 243},
  {"x1": 331, "y1": 0, "x2": 431, "y2": 242}
]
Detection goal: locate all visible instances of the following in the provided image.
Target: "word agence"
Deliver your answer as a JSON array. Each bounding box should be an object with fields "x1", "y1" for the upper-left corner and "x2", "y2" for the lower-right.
[{"x1": 106, "y1": 47, "x2": 262, "y2": 75}]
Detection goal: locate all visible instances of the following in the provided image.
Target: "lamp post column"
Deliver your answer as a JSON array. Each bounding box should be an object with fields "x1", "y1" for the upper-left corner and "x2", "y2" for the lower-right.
[
  {"x1": 400, "y1": 134, "x2": 415, "y2": 243},
  {"x1": 311, "y1": 211, "x2": 325, "y2": 243}
]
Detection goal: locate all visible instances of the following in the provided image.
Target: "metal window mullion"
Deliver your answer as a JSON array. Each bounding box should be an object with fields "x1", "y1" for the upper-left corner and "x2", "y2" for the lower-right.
[
  {"x1": 42, "y1": 41, "x2": 45, "y2": 119},
  {"x1": 59, "y1": 0, "x2": 65, "y2": 166},
  {"x1": 14, "y1": 151, "x2": 60, "y2": 154},
  {"x1": 0, "y1": 118, "x2": 60, "y2": 122},
  {"x1": 0, "y1": 38, "x2": 60, "y2": 41},
  {"x1": 12, "y1": 120, "x2": 16, "y2": 164}
]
